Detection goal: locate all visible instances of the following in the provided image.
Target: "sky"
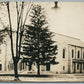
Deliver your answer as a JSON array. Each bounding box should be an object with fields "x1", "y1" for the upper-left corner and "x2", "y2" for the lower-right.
[
  {"x1": 0, "y1": 2, "x2": 84, "y2": 42},
  {"x1": 41, "y1": 2, "x2": 84, "y2": 42}
]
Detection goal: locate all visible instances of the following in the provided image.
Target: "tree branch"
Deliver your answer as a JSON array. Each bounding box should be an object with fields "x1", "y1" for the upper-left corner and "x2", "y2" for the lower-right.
[
  {"x1": 16, "y1": 2, "x2": 19, "y2": 59},
  {"x1": 18, "y1": 2, "x2": 33, "y2": 61},
  {"x1": 6, "y1": 2, "x2": 15, "y2": 62},
  {"x1": 23, "y1": 2, "x2": 32, "y2": 25}
]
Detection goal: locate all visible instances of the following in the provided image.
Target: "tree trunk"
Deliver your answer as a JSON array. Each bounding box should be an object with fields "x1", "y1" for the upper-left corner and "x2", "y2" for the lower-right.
[
  {"x1": 37, "y1": 63, "x2": 40, "y2": 76},
  {"x1": 14, "y1": 61, "x2": 19, "y2": 81}
]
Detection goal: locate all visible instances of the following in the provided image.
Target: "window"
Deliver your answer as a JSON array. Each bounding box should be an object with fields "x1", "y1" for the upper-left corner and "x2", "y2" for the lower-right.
[
  {"x1": 63, "y1": 49, "x2": 65, "y2": 58},
  {"x1": 78, "y1": 51, "x2": 80, "y2": 58},
  {"x1": 63, "y1": 66, "x2": 65, "y2": 70},
  {"x1": 77, "y1": 63, "x2": 79, "y2": 70},
  {"x1": 0, "y1": 64, "x2": 2, "y2": 70},
  {"x1": 72, "y1": 50, "x2": 74, "y2": 58}
]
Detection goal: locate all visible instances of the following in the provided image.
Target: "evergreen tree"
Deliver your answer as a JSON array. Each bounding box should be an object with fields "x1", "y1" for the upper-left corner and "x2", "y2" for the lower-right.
[
  {"x1": 21, "y1": 5, "x2": 58, "y2": 76},
  {"x1": 0, "y1": 28, "x2": 6, "y2": 43}
]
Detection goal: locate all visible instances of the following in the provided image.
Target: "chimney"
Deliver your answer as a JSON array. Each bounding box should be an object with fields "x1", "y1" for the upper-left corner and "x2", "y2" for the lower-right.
[{"x1": 54, "y1": 1, "x2": 58, "y2": 8}]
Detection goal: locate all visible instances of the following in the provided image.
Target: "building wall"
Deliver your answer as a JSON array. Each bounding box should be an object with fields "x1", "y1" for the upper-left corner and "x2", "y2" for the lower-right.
[
  {"x1": 69, "y1": 45, "x2": 75, "y2": 73},
  {"x1": 0, "y1": 32, "x2": 84, "y2": 74},
  {"x1": 0, "y1": 44, "x2": 6, "y2": 71},
  {"x1": 12, "y1": 33, "x2": 84, "y2": 73},
  {"x1": 50, "y1": 41, "x2": 69, "y2": 74},
  {"x1": 69, "y1": 44, "x2": 84, "y2": 73},
  {"x1": 50, "y1": 33, "x2": 84, "y2": 74},
  {"x1": 0, "y1": 32, "x2": 16, "y2": 72}
]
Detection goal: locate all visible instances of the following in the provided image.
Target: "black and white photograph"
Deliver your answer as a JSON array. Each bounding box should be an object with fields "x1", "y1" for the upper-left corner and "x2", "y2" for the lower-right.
[{"x1": 0, "y1": 1, "x2": 84, "y2": 82}]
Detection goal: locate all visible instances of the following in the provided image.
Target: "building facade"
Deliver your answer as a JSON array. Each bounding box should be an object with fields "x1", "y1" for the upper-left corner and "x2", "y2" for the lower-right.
[
  {"x1": 50, "y1": 33, "x2": 84, "y2": 74},
  {"x1": 0, "y1": 29, "x2": 84, "y2": 74}
]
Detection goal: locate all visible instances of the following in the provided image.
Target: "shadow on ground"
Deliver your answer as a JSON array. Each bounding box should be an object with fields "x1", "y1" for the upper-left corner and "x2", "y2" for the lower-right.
[{"x1": 0, "y1": 74, "x2": 52, "y2": 77}]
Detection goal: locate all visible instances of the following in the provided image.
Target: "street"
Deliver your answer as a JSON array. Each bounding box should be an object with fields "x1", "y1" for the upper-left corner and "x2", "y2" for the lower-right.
[{"x1": 0, "y1": 71, "x2": 83, "y2": 82}]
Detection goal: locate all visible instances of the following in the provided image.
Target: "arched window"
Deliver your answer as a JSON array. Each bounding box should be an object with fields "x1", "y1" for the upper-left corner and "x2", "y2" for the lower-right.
[
  {"x1": 78, "y1": 51, "x2": 80, "y2": 58},
  {"x1": 72, "y1": 50, "x2": 74, "y2": 58},
  {"x1": 63, "y1": 49, "x2": 65, "y2": 58}
]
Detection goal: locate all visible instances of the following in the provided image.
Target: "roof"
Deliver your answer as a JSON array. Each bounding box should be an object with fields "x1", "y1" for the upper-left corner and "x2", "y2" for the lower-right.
[{"x1": 53, "y1": 32, "x2": 84, "y2": 47}]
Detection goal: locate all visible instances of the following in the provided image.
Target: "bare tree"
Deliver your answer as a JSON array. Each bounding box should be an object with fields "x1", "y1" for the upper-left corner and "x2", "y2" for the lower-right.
[{"x1": 0, "y1": 1, "x2": 32, "y2": 80}]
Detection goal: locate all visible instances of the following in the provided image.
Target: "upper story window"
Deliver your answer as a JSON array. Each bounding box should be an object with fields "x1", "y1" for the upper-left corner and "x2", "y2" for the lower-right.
[
  {"x1": 72, "y1": 50, "x2": 74, "y2": 58},
  {"x1": 77, "y1": 51, "x2": 80, "y2": 58},
  {"x1": 63, "y1": 49, "x2": 65, "y2": 58}
]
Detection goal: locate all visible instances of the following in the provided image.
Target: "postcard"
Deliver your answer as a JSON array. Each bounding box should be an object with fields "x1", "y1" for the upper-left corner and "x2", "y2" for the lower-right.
[{"x1": 0, "y1": 1, "x2": 84, "y2": 82}]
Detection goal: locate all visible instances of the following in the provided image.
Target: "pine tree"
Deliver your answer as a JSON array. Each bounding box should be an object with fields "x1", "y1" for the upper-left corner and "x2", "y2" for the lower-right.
[{"x1": 21, "y1": 5, "x2": 58, "y2": 76}]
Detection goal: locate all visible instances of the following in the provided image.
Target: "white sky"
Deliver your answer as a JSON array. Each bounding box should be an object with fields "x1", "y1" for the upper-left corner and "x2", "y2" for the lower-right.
[
  {"x1": 0, "y1": 2, "x2": 84, "y2": 42},
  {"x1": 41, "y1": 2, "x2": 84, "y2": 42}
]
